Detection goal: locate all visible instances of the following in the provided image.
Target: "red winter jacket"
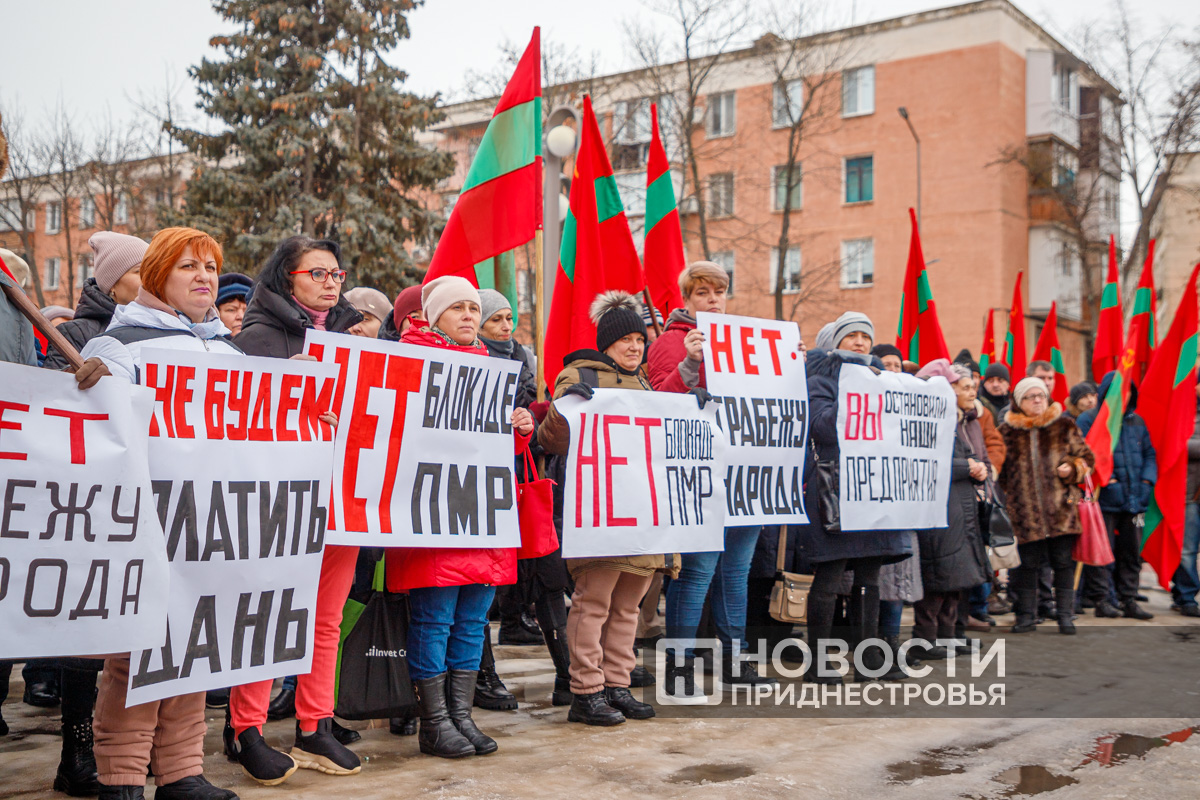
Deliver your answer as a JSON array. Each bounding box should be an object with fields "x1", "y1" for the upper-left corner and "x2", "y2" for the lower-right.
[
  {"x1": 385, "y1": 325, "x2": 530, "y2": 592},
  {"x1": 647, "y1": 310, "x2": 706, "y2": 393}
]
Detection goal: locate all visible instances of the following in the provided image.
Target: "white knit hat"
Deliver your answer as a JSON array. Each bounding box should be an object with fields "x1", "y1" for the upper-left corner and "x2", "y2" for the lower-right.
[
  {"x1": 90, "y1": 231, "x2": 148, "y2": 294},
  {"x1": 421, "y1": 276, "x2": 480, "y2": 329}
]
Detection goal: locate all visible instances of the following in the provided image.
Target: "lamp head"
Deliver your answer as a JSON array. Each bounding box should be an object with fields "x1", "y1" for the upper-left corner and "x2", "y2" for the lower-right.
[{"x1": 898, "y1": 106, "x2": 909, "y2": 120}]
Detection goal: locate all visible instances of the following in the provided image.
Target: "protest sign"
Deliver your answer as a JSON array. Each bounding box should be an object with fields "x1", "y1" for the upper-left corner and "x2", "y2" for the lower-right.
[
  {"x1": 304, "y1": 330, "x2": 523, "y2": 549},
  {"x1": 697, "y1": 311, "x2": 808, "y2": 525},
  {"x1": 0, "y1": 363, "x2": 169, "y2": 659},
  {"x1": 127, "y1": 348, "x2": 338, "y2": 705},
  {"x1": 556, "y1": 389, "x2": 727, "y2": 558},
  {"x1": 836, "y1": 362, "x2": 956, "y2": 531}
]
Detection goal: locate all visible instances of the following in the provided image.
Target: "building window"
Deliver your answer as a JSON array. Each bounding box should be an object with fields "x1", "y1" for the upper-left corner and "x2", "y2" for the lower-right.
[
  {"x1": 1055, "y1": 65, "x2": 1076, "y2": 114},
  {"x1": 0, "y1": 199, "x2": 20, "y2": 231},
  {"x1": 842, "y1": 66, "x2": 875, "y2": 117},
  {"x1": 710, "y1": 250, "x2": 735, "y2": 296},
  {"x1": 46, "y1": 201, "x2": 62, "y2": 233},
  {"x1": 612, "y1": 98, "x2": 653, "y2": 169},
  {"x1": 77, "y1": 255, "x2": 93, "y2": 287},
  {"x1": 114, "y1": 195, "x2": 129, "y2": 226},
  {"x1": 707, "y1": 172, "x2": 734, "y2": 218},
  {"x1": 841, "y1": 238, "x2": 874, "y2": 287},
  {"x1": 516, "y1": 269, "x2": 532, "y2": 313},
  {"x1": 769, "y1": 246, "x2": 801, "y2": 293},
  {"x1": 772, "y1": 164, "x2": 802, "y2": 211},
  {"x1": 80, "y1": 197, "x2": 96, "y2": 229},
  {"x1": 844, "y1": 156, "x2": 873, "y2": 203},
  {"x1": 1053, "y1": 145, "x2": 1077, "y2": 191},
  {"x1": 45, "y1": 257, "x2": 61, "y2": 290},
  {"x1": 707, "y1": 91, "x2": 736, "y2": 138},
  {"x1": 772, "y1": 80, "x2": 804, "y2": 128},
  {"x1": 614, "y1": 170, "x2": 648, "y2": 218},
  {"x1": 442, "y1": 192, "x2": 459, "y2": 217}
]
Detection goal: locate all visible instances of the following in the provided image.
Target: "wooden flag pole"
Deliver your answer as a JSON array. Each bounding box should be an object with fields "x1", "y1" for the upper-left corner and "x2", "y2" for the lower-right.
[
  {"x1": 642, "y1": 288, "x2": 663, "y2": 336},
  {"x1": 1, "y1": 279, "x2": 85, "y2": 370},
  {"x1": 535, "y1": 229, "x2": 545, "y2": 402}
]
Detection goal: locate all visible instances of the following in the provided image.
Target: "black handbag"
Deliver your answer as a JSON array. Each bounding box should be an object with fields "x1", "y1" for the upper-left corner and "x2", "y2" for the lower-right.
[
  {"x1": 982, "y1": 483, "x2": 1015, "y2": 549},
  {"x1": 812, "y1": 442, "x2": 841, "y2": 533},
  {"x1": 334, "y1": 560, "x2": 415, "y2": 720}
]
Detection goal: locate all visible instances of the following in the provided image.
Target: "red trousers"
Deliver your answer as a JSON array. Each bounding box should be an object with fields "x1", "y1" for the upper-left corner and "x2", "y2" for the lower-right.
[{"x1": 231, "y1": 544, "x2": 359, "y2": 735}]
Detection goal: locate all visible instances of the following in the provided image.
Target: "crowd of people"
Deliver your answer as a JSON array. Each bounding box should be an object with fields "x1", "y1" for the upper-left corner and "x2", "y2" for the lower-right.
[{"x1": 1, "y1": 227, "x2": 1196, "y2": 800}]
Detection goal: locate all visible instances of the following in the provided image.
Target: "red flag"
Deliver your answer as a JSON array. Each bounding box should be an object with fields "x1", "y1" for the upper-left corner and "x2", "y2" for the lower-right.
[
  {"x1": 1139, "y1": 264, "x2": 1200, "y2": 588},
  {"x1": 1129, "y1": 240, "x2": 1158, "y2": 385},
  {"x1": 1092, "y1": 235, "x2": 1123, "y2": 380},
  {"x1": 543, "y1": 96, "x2": 646, "y2": 388},
  {"x1": 1002, "y1": 273, "x2": 1028, "y2": 380},
  {"x1": 642, "y1": 103, "x2": 685, "y2": 318},
  {"x1": 895, "y1": 208, "x2": 950, "y2": 365},
  {"x1": 980, "y1": 309, "x2": 997, "y2": 374},
  {"x1": 1031, "y1": 301, "x2": 1069, "y2": 405},
  {"x1": 1085, "y1": 309, "x2": 1149, "y2": 486},
  {"x1": 423, "y1": 28, "x2": 541, "y2": 294}
]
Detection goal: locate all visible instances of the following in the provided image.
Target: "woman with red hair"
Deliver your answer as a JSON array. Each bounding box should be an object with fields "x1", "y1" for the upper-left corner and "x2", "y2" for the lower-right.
[{"x1": 81, "y1": 227, "x2": 242, "y2": 800}]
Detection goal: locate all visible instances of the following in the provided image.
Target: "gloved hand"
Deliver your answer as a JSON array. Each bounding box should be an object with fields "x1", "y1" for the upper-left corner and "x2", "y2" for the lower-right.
[
  {"x1": 562, "y1": 382, "x2": 594, "y2": 401},
  {"x1": 688, "y1": 386, "x2": 711, "y2": 410}
]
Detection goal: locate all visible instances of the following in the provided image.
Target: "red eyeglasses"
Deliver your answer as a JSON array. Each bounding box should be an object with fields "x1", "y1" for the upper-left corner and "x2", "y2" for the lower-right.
[{"x1": 290, "y1": 268, "x2": 348, "y2": 283}]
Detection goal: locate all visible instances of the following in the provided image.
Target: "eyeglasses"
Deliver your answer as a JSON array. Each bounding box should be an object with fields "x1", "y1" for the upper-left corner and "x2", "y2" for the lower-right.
[
  {"x1": 290, "y1": 268, "x2": 348, "y2": 283},
  {"x1": 1024, "y1": 393, "x2": 1048, "y2": 402}
]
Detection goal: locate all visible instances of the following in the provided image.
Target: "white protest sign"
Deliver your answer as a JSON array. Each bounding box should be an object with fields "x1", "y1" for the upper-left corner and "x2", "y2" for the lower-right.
[
  {"x1": 697, "y1": 311, "x2": 809, "y2": 525},
  {"x1": 836, "y1": 362, "x2": 956, "y2": 531},
  {"x1": 304, "y1": 330, "x2": 523, "y2": 549},
  {"x1": 557, "y1": 388, "x2": 727, "y2": 558},
  {"x1": 127, "y1": 348, "x2": 337, "y2": 705},
  {"x1": 0, "y1": 363, "x2": 168, "y2": 659}
]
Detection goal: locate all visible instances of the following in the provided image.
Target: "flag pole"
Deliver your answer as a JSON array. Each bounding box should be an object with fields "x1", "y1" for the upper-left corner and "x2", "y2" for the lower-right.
[
  {"x1": 642, "y1": 288, "x2": 663, "y2": 336},
  {"x1": 535, "y1": 229, "x2": 545, "y2": 402}
]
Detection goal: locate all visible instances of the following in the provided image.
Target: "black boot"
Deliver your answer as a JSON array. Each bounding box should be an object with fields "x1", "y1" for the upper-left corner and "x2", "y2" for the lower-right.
[
  {"x1": 222, "y1": 708, "x2": 236, "y2": 762},
  {"x1": 805, "y1": 590, "x2": 843, "y2": 685},
  {"x1": 567, "y1": 691, "x2": 625, "y2": 726},
  {"x1": 446, "y1": 669, "x2": 498, "y2": 755},
  {"x1": 331, "y1": 719, "x2": 361, "y2": 745},
  {"x1": 475, "y1": 636, "x2": 517, "y2": 711},
  {"x1": 0, "y1": 661, "x2": 10, "y2": 737},
  {"x1": 389, "y1": 707, "x2": 418, "y2": 736},
  {"x1": 232, "y1": 726, "x2": 297, "y2": 786},
  {"x1": 265, "y1": 686, "x2": 296, "y2": 721},
  {"x1": 536, "y1": 592, "x2": 573, "y2": 706},
  {"x1": 413, "y1": 674, "x2": 475, "y2": 758},
  {"x1": 1122, "y1": 599, "x2": 1154, "y2": 620},
  {"x1": 879, "y1": 635, "x2": 909, "y2": 681},
  {"x1": 1055, "y1": 587, "x2": 1077, "y2": 634},
  {"x1": 153, "y1": 775, "x2": 238, "y2": 800},
  {"x1": 605, "y1": 687, "x2": 654, "y2": 719},
  {"x1": 97, "y1": 785, "x2": 145, "y2": 799},
  {"x1": 498, "y1": 614, "x2": 543, "y2": 645},
  {"x1": 290, "y1": 718, "x2": 361, "y2": 775},
  {"x1": 1010, "y1": 567, "x2": 1038, "y2": 633},
  {"x1": 663, "y1": 655, "x2": 700, "y2": 699},
  {"x1": 53, "y1": 718, "x2": 99, "y2": 796}
]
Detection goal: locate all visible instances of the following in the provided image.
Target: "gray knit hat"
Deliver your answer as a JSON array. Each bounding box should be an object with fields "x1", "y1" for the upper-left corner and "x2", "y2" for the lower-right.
[
  {"x1": 817, "y1": 311, "x2": 874, "y2": 350},
  {"x1": 478, "y1": 289, "x2": 512, "y2": 325}
]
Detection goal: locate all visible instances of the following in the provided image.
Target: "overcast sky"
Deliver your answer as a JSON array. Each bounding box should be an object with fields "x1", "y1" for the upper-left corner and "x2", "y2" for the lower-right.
[{"x1": 1, "y1": 0, "x2": 1193, "y2": 134}]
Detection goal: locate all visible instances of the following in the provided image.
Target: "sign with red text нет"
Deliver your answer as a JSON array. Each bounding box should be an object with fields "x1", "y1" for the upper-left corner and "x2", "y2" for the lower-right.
[
  {"x1": 697, "y1": 312, "x2": 808, "y2": 525},
  {"x1": 0, "y1": 362, "x2": 169, "y2": 659}
]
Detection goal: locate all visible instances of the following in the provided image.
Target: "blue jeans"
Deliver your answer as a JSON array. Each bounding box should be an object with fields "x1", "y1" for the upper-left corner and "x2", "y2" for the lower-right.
[
  {"x1": 969, "y1": 582, "x2": 991, "y2": 619},
  {"x1": 665, "y1": 525, "x2": 760, "y2": 655},
  {"x1": 407, "y1": 584, "x2": 497, "y2": 680},
  {"x1": 879, "y1": 600, "x2": 904, "y2": 638},
  {"x1": 1172, "y1": 502, "x2": 1200, "y2": 607},
  {"x1": 282, "y1": 674, "x2": 297, "y2": 691}
]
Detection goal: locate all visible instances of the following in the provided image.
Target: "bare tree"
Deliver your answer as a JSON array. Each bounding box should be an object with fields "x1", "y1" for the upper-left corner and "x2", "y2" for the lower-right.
[
  {"x1": 39, "y1": 100, "x2": 85, "y2": 306},
  {"x1": 86, "y1": 108, "x2": 145, "y2": 234},
  {"x1": 623, "y1": 0, "x2": 752, "y2": 259},
  {"x1": 0, "y1": 103, "x2": 51, "y2": 306},
  {"x1": 462, "y1": 38, "x2": 602, "y2": 121},
  {"x1": 131, "y1": 68, "x2": 193, "y2": 215}
]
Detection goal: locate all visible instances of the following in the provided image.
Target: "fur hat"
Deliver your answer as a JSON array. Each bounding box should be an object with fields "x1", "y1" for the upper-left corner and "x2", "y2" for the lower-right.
[{"x1": 590, "y1": 291, "x2": 646, "y2": 352}]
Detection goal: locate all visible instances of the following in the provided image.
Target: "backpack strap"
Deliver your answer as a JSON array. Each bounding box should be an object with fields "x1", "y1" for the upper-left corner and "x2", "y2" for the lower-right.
[
  {"x1": 102, "y1": 326, "x2": 245, "y2": 353},
  {"x1": 578, "y1": 367, "x2": 599, "y2": 389}
]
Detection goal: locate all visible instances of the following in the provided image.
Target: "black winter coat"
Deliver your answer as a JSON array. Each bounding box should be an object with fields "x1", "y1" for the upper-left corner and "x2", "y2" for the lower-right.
[
  {"x1": 235, "y1": 284, "x2": 362, "y2": 358},
  {"x1": 795, "y1": 349, "x2": 912, "y2": 566},
  {"x1": 917, "y1": 434, "x2": 991, "y2": 592},
  {"x1": 377, "y1": 309, "x2": 401, "y2": 342},
  {"x1": 1077, "y1": 375, "x2": 1156, "y2": 514},
  {"x1": 43, "y1": 278, "x2": 115, "y2": 371}
]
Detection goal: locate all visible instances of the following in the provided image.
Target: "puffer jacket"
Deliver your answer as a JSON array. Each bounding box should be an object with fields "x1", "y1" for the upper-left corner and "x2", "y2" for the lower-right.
[
  {"x1": 385, "y1": 324, "x2": 529, "y2": 593},
  {"x1": 538, "y1": 349, "x2": 680, "y2": 579},
  {"x1": 646, "y1": 309, "x2": 705, "y2": 392},
  {"x1": 917, "y1": 433, "x2": 991, "y2": 592},
  {"x1": 998, "y1": 403, "x2": 1094, "y2": 543},
  {"x1": 235, "y1": 282, "x2": 361, "y2": 358},
  {"x1": 44, "y1": 278, "x2": 115, "y2": 371},
  {"x1": 0, "y1": 268, "x2": 37, "y2": 366},
  {"x1": 1076, "y1": 373, "x2": 1156, "y2": 514},
  {"x1": 1189, "y1": 400, "x2": 1200, "y2": 501},
  {"x1": 377, "y1": 309, "x2": 402, "y2": 342}
]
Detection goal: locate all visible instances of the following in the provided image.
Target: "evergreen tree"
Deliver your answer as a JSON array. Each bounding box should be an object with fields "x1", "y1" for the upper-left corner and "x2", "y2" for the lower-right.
[{"x1": 168, "y1": 0, "x2": 453, "y2": 293}]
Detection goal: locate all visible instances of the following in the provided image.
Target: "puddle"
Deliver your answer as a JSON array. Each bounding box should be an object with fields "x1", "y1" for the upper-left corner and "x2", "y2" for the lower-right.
[
  {"x1": 668, "y1": 763, "x2": 755, "y2": 784},
  {"x1": 1080, "y1": 726, "x2": 1198, "y2": 767},
  {"x1": 887, "y1": 747, "x2": 967, "y2": 781},
  {"x1": 995, "y1": 765, "x2": 1078, "y2": 796}
]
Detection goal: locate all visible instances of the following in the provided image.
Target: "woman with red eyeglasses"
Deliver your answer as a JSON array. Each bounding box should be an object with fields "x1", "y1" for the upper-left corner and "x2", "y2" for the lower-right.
[{"x1": 234, "y1": 236, "x2": 363, "y2": 358}]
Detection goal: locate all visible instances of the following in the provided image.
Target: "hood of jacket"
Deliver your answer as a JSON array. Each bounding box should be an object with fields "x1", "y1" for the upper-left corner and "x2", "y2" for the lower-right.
[
  {"x1": 663, "y1": 308, "x2": 697, "y2": 334},
  {"x1": 109, "y1": 298, "x2": 230, "y2": 340},
  {"x1": 563, "y1": 348, "x2": 645, "y2": 378},
  {"x1": 1095, "y1": 370, "x2": 1139, "y2": 415},
  {"x1": 74, "y1": 278, "x2": 117, "y2": 324},
  {"x1": 241, "y1": 282, "x2": 362, "y2": 337}
]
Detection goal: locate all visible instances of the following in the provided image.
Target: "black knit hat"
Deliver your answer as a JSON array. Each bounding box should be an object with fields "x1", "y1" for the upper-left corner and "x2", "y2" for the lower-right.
[
  {"x1": 1069, "y1": 381, "x2": 1097, "y2": 405},
  {"x1": 871, "y1": 343, "x2": 902, "y2": 360},
  {"x1": 590, "y1": 291, "x2": 646, "y2": 352},
  {"x1": 983, "y1": 362, "x2": 1010, "y2": 382}
]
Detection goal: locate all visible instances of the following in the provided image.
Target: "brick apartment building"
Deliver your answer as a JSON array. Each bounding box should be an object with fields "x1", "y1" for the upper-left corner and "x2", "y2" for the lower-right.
[{"x1": 427, "y1": 0, "x2": 1122, "y2": 381}]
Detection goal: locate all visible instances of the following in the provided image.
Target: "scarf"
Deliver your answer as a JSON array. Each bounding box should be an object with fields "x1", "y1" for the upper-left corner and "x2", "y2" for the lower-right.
[
  {"x1": 432, "y1": 325, "x2": 479, "y2": 349},
  {"x1": 481, "y1": 335, "x2": 516, "y2": 357},
  {"x1": 293, "y1": 296, "x2": 329, "y2": 331}
]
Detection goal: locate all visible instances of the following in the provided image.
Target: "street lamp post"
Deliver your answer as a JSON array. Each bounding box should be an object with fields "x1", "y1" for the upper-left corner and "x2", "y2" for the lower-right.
[
  {"x1": 898, "y1": 107, "x2": 921, "y2": 228},
  {"x1": 539, "y1": 105, "x2": 580, "y2": 399}
]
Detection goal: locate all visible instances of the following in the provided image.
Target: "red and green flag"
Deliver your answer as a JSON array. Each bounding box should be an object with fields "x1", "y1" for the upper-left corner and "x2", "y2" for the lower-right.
[
  {"x1": 1031, "y1": 301, "x2": 1069, "y2": 405},
  {"x1": 423, "y1": 26, "x2": 542, "y2": 315},
  {"x1": 642, "y1": 102, "x2": 685, "y2": 318},
  {"x1": 1092, "y1": 235, "x2": 1123, "y2": 380},
  {"x1": 980, "y1": 308, "x2": 997, "y2": 374},
  {"x1": 896, "y1": 207, "x2": 950, "y2": 365},
  {"x1": 1129, "y1": 239, "x2": 1159, "y2": 385},
  {"x1": 544, "y1": 95, "x2": 646, "y2": 387},
  {"x1": 1139, "y1": 263, "x2": 1199, "y2": 588},
  {"x1": 1002, "y1": 272, "x2": 1028, "y2": 380},
  {"x1": 1085, "y1": 319, "x2": 1146, "y2": 487}
]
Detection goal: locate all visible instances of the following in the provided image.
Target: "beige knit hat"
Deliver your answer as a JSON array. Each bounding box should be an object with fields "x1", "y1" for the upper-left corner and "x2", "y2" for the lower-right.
[
  {"x1": 89, "y1": 231, "x2": 148, "y2": 294},
  {"x1": 421, "y1": 276, "x2": 480, "y2": 329},
  {"x1": 0, "y1": 248, "x2": 30, "y2": 288},
  {"x1": 344, "y1": 286, "x2": 391, "y2": 322}
]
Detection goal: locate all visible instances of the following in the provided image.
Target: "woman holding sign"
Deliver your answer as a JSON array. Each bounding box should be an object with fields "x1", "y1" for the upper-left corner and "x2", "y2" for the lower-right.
[
  {"x1": 385, "y1": 276, "x2": 534, "y2": 759},
  {"x1": 80, "y1": 227, "x2": 242, "y2": 800},
  {"x1": 998, "y1": 377, "x2": 1095, "y2": 634},
  {"x1": 540, "y1": 291, "x2": 680, "y2": 726}
]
